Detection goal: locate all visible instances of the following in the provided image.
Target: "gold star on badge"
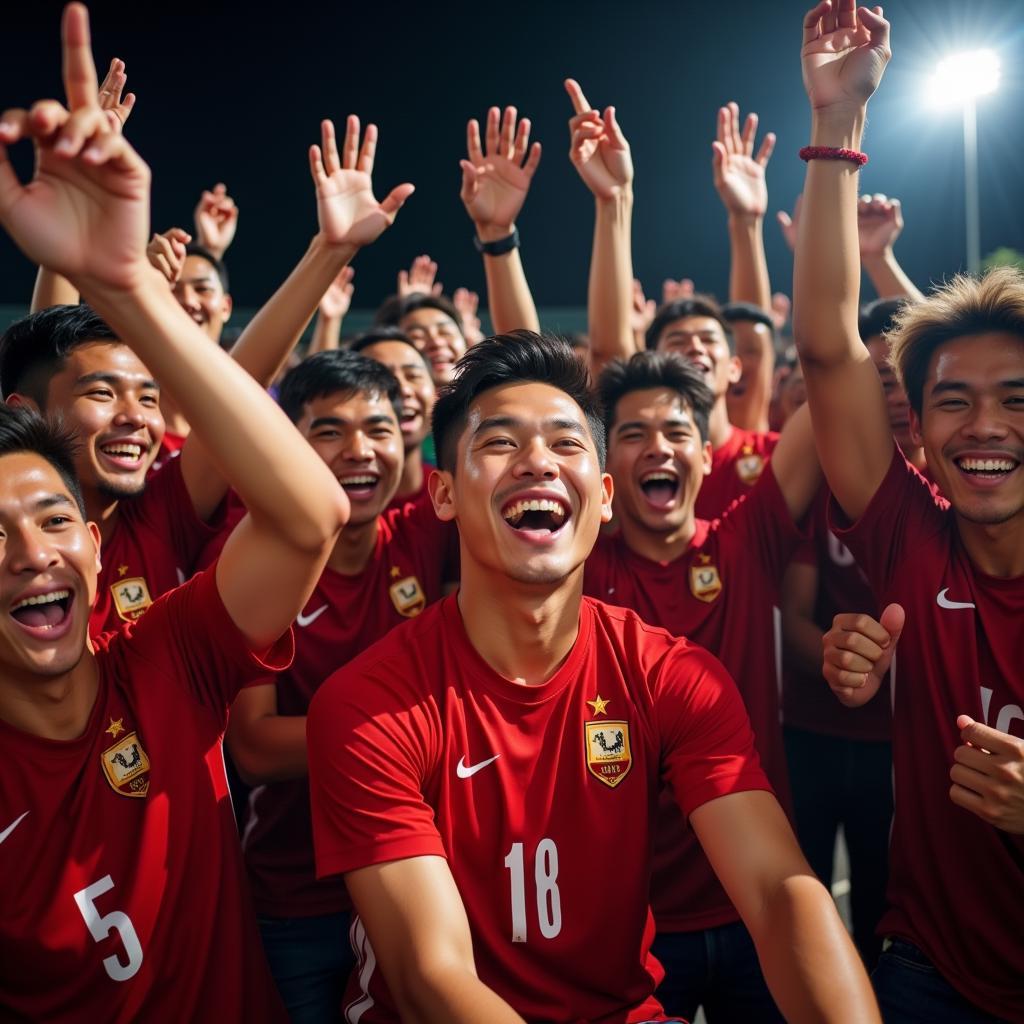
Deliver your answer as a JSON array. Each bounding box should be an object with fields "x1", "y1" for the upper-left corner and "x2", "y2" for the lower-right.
[
  {"x1": 117, "y1": 565, "x2": 129, "y2": 577},
  {"x1": 698, "y1": 553, "x2": 711, "y2": 565},
  {"x1": 587, "y1": 694, "x2": 610, "y2": 716},
  {"x1": 390, "y1": 566, "x2": 401, "y2": 578},
  {"x1": 106, "y1": 718, "x2": 125, "y2": 739}
]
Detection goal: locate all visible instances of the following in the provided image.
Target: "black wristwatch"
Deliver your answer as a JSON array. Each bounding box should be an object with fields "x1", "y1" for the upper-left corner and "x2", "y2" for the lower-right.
[{"x1": 473, "y1": 227, "x2": 520, "y2": 256}]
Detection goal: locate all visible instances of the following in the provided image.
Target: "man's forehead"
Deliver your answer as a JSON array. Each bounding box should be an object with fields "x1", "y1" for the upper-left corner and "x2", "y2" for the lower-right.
[
  {"x1": 927, "y1": 331, "x2": 1024, "y2": 388},
  {"x1": 180, "y1": 256, "x2": 220, "y2": 282},
  {"x1": 304, "y1": 389, "x2": 396, "y2": 421},
  {"x1": 401, "y1": 310, "x2": 457, "y2": 329},
  {"x1": 661, "y1": 316, "x2": 724, "y2": 338},
  {"x1": 364, "y1": 340, "x2": 428, "y2": 369},
  {"x1": 617, "y1": 387, "x2": 693, "y2": 420},
  {"x1": 469, "y1": 381, "x2": 587, "y2": 423},
  {"x1": 0, "y1": 452, "x2": 74, "y2": 510},
  {"x1": 63, "y1": 341, "x2": 153, "y2": 378}
]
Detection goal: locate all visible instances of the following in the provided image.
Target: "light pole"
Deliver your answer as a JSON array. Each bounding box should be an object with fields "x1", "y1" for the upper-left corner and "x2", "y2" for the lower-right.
[{"x1": 928, "y1": 50, "x2": 1001, "y2": 276}]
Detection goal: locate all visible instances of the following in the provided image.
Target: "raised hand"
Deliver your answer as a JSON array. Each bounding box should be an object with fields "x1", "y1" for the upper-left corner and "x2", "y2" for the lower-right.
[
  {"x1": 147, "y1": 226, "x2": 191, "y2": 285},
  {"x1": 950, "y1": 716, "x2": 1024, "y2": 834},
  {"x1": 310, "y1": 116, "x2": 414, "y2": 250},
  {"x1": 398, "y1": 254, "x2": 443, "y2": 297},
  {"x1": 319, "y1": 265, "x2": 354, "y2": 320},
  {"x1": 453, "y1": 287, "x2": 483, "y2": 345},
  {"x1": 802, "y1": 0, "x2": 891, "y2": 112},
  {"x1": 0, "y1": 4, "x2": 151, "y2": 292},
  {"x1": 194, "y1": 183, "x2": 238, "y2": 258},
  {"x1": 460, "y1": 106, "x2": 541, "y2": 242},
  {"x1": 822, "y1": 603, "x2": 904, "y2": 707},
  {"x1": 631, "y1": 279, "x2": 656, "y2": 337},
  {"x1": 857, "y1": 193, "x2": 903, "y2": 257},
  {"x1": 564, "y1": 79, "x2": 633, "y2": 201},
  {"x1": 97, "y1": 57, "x2": 135, "y2": 132},
  {"x1": 712, "y1": 103, "x2": 775, "y2": 219},
  {"x1": 776, "y1": 195, "x2": 803, "y2": 252},
  {"x1": 770, "y1": 292, "x2": 792, "y2": 332},
  {"x1": 662, "y1": 277, "x2": 695, "y2": 304}
]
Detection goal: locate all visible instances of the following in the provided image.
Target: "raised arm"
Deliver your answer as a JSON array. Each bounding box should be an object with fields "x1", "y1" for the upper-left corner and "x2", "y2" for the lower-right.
[
  {"x1": 460, "y1": 106, "x2": 541, "y2": 334},
  {"x1": 764, "y1": 401, "x2": 822, "y2": 522},
  {"x1": 193, "y1": 182, "x2": 238, "y2": 260},
  {"x1": 792, "y1": 0, "x2": 895, "y2": 521},
  {"x1": 308, "y1": 266, "x2": 354, "y2": 354},
  {"x1": 565, "y1": 79, "x2": 635, "y2": 378},
  {"x1": 0, "y1": 3, "x2": 346, "y2": 648},
  {"x1": 857, "y1": 192, "x2": 925, "y2": 301}
]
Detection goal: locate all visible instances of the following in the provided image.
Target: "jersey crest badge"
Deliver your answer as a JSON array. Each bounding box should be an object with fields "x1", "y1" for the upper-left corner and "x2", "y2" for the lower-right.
[
  {"x1": 585, "y1": 720, "x2": 632, "y2": 788},
  {"x1": 735, "y1": 445, "x2": 765, "y2": 486},
  {"x1": 111, "y1": 576, "x2": 153, "y2": 622},
  {"x1": 689, "y1": 555, "x2": 722, "y2": 603},
  {"x1": 389, "y1": 575, "x2": 426, "y2": 617},
  {"x1": 101, "y1": 731, "x2": 151, "y2": 799}
]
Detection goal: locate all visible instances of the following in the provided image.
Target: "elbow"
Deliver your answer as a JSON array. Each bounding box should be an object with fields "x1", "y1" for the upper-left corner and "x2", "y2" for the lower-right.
[{"x1": 289, "y1": 485, "x2": 350, "y2": 556}]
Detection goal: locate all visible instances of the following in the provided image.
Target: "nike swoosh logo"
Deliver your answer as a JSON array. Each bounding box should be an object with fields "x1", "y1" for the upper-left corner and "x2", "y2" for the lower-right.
[
  {"x1": 936, "y1": 588, "x2": 976, "y2": 610},
  {"x1": 0, "y1": 811, "x2": 29, "y2": 846},
  {"x1": 296, "y1": 605, "x2": 329, "y2": 628},
  {"x1": 456, "y1": 754, "x2": 500, "y2": 779}
]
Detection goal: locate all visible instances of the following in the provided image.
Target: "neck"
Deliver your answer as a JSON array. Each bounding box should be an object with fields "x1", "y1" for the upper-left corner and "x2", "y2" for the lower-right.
[
  {"x1": 906, "y1": 445, "x2": 927, "y2": 473},
  {"x1": 956, "y1": 515, "x2": 1024, "y2": 579},
  {"x1": 457, "y1": 559, "x2": 583, "y2": 685},
  {"x1": 84, "y1": 488, "x2": 121, "y2": 544},
  {"x1": 160, "y1": 394, "x2": 190, "y2": 440},
  {"x1": 617, "y1": 513, "x2": 697, "y2": 564},
  {"x1": 397, "y1": 446, "x2": 424, "y2": 498},
  {"x1": 0, "y1": 649, "x2": 98, "y2": 741},
  {"x1": 708, "y1": 399, "x2": 733, "y2": 450},
  {"x1": 326, "y1": 516, "x2": 380, "y2": 575}
]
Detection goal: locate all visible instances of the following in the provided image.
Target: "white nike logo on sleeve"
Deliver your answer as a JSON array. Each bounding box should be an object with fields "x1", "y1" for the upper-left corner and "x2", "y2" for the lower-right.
[
  {"x1": 936, "y1": 588, "x2": 976, "y2": 610},
  {"x1": 0, "y1": 811, "x2": 29, "y2": 846},
  {"x1": 296, "y1": 605, "x2": 329, "y2": 628},
  {"x1": 456, "y1": 754, "x2": 500, "y2": 779}
]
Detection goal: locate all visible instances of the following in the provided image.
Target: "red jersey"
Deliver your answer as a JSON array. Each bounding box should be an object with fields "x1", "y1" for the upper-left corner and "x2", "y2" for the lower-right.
[
  {"x1": 833, "y1": 449, "x2": 1024, "y2": 1020},
  {"x1": 385, "y1": 464, "x2": 434, "y2": 513},
  {"x1": 241, "y1": 502, "x2": 455, "y2": 917},
  {"x1": 90, "y1": 457, "x2": 215, "y2": 638},
  {"x1": 585, "y1": 465, "x2": 797, "y2": 932},
  {"x1": 149, "y1": 429, "x2": 187, "y2": 476},
  {"x1": 694, "y1": 425, "x2": 778, "y2": 520},
  {"x1": 0, "y1": 568, "x2": 292, "y2": 1024},
  {"x1": 308, "y1": 596, "x2": 770, "y2": 1023}
]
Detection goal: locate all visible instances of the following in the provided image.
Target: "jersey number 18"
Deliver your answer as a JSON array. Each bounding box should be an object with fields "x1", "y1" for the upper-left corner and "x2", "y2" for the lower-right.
[{"x1": 504, "y1": 839, "x2": 562, "y2": 943}]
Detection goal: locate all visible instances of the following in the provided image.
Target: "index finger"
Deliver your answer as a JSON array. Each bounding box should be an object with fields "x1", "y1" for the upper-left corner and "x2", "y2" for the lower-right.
[
  {"x1": 564, "y1": 79, "x2": 592, "y2": 116},
  {"x1": 62, "y1": 4, "x2": 100, "y2": 113},
  {"x1": 957, "y1": 716, "x2": 1020, "y2": 756},
  {"x1": 831, "y1": 611, "x2": 892, "y2": 648}
]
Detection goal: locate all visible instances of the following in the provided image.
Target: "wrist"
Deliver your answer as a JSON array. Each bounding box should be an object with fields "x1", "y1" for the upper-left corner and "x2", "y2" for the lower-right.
[
  {"x1": 473, "y1": 221, "x2": 517, "y2": 243},
  {"x1": 595, "y1": 186, "x2": 634, "y2": 210},
  {"x1": 310, "y1": 233, "x2": 359, "y2": 265},
  {"x1": 810, "y1": 106, "x2": 867, "y2": 149},
  {"x1": 861, "y1": 248, "x2": 895, "y2": 268},
  {"x1": 728, "y1": 211, "x2": 764, "y2": 231}
]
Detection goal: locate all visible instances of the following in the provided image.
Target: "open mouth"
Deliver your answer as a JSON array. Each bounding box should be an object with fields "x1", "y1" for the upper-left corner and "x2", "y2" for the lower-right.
[
  {"x1": 686, "y1": 356, "x2": 713, "y2": 378},
  {"x1": 399, "y1": 408, "x2": 422, "y2": 433},
  {"x1": 10, "y1": 589, "x2": 73, "y2": 633},
  {"x1": 639, "y1": 470, "x2": 680, "y2": 509},
  {"x1": 339, "y1": 473, "x2": 381, "y2": 500},
  {"x1": 954, "y1": 455, "x2": 1020, "y2": 482},
  {"x1": 501, "y1": 496, "x2": 569, "y2": 536},
  {"x1": 98, "y1": 440, "x2": 147, "y2": 470}
]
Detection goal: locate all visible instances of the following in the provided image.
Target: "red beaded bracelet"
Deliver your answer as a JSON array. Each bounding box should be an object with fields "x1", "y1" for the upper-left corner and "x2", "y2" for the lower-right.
[{"x1": 799, "y1": 145, "x2": 868, "y2": 166}]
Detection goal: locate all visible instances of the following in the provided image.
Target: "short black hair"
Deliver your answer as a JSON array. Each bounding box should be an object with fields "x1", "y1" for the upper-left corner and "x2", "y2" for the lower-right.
[
  {"x1": 0, "y1": 405, "x2": 86, "y2": 517},
  {"x1": 432, "y1": 330, "x2": 605, "y2": 472},
  {"x1": 721, "y1": 301, "x2": 776, "y2": 335},
  {"x1": 645, "y1": 295, "x2": 734, "y2": 353},
  {"x1": 277, "y1": 350, "x2": 402, "y2": 424},
  {"x1": 598, "y1": 351, "x2": 713, "y2": 445},
  {"x1": 350, "y1": 326, "x2": 426, "y2": 365},
  {"x1": 859, "y1": 297, "x2": 908, "y2": 343},
  {"x1": 183, "y1": 243, "x2": 230, "y2": 293},
  {"x1": 374, "y1": 292, "x2": 464, "y2": 333},
  {"x1": 0, "y1": 305, "x2": 119, "y2": 407}
]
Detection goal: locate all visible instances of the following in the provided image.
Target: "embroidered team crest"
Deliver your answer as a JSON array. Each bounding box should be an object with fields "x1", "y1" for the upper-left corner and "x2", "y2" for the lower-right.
[
  {"x1": 101, "y1": 731, "x2": 151, "y2": 798},
  {"x1": 389, "y1": 575, "x2": 426, "y2": 617},
  {"x1": 735, "y1": 445, "x2": 765, "y2": 485},
  {"x1": 585, "y1": 720, "x2": 632, "y2": 788},
  {"x1": 689, "y1": 555, "x2": 722, "y2": 603},
  {"x1": 110, "y1": 577, "x2": 152, "y2": 622}
]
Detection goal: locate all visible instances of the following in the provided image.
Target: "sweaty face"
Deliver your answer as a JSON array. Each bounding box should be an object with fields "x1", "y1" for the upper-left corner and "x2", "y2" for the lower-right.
[
  {"x1": 172, "y1": 255, "x2": 232, "y2": 344},
  {"x1": 607, "y1": 388, "x2": 711, "y2": 536},
  {"x1": 912, "y1": 332, "x2": 1024, "y2": 526},
  {"x1": 40, "y1": 343, "x2": 163, "y2": 503},
  {"x1": 400, "y1": 308, "x2": 467, "y2": 385},
  {"x1": 0, "y1": 453, "x2": 99, "y2": 681},
  {"x1": 432, "y1": 382, "x2": 612, "y2": 586},
  {"x1": 655, "y1": 316, "x2": 740, "y2": 400},
  {"x1": 296, "y1": 390, "x2": 404, "y2": 527},
  {"x1": 866, "y1": 335, "x2": 914, "y2": 453},
  {"x1": 360, "y1": 341, "x2": 436, "y2": 451}
]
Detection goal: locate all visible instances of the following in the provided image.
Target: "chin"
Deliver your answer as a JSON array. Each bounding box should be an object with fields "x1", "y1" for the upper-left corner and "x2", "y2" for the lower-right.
[{"x1": 97, "y1": 477, "x2": 149, "y2": 501}]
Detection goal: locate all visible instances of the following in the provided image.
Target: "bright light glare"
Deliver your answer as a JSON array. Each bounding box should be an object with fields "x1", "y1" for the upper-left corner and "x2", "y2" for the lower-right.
[{"x1": 928, "y1": 50, "x2": 1001, "y2": 108}]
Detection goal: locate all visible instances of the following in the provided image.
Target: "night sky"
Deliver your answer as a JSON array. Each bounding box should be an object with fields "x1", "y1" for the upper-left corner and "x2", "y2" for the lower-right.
[{"x1": 3, "y1": 0, "x2": 1023, "y2": 321}]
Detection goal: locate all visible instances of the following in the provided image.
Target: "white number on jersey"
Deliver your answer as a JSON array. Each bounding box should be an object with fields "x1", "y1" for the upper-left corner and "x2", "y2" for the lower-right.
[
  {"x1": 503, "y1": 838, "x2": 562, "y2": 943},
  {"x1": 73, "y1": 875, "x2": 144, "y2": 981}
]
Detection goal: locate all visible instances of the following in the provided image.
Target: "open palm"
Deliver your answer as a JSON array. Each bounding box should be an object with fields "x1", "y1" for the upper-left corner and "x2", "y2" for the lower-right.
[{"x1": 565, "y1": 80, "x2": 632, "y2": 202}]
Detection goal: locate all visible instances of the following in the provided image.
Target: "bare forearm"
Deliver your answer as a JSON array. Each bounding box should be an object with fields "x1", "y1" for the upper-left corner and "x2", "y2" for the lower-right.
[
  {"x1": 228, "y1": 714, "x2": 308, "y2": 784},
  {"x1": 728, "y1": 214, "x2": 771, "y2": 311},
  {"x1": 31, "y1": 266, "x2": 80, "y2": 312},
  {"x1": 480, "y1": 248, "x2": 540, "y2": 334},
  {"x1": 862, "y1": 249, "x2": 924, "y2": 302},
  {"x1": 588, "y1": 191, "x2": 635, "y2": 375},
  {"x1": 784, "y1": 612, "x2": 826, "y2": 676},
  {"x1": 309, "y1": 311, "x2": 343, "y2": 353},
  {"x1": 396, "y1": 966, "x2": 526, "y2": 1024}
]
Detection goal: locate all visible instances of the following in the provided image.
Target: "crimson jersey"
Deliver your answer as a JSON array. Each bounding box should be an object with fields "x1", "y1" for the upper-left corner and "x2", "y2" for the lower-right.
[
  {"x1": 308, "y1": 596, "x2": 770, "y2": 1023},
  {"x1": 694, "y1": 425, "x2": 778, "y2": 520},
  {"x1": 149, "y1": 428, "x2": 187, "y2": 476},
  {"x1": 385, "y1": 464, "x2": 434, "y2": 513},
  {"x1": 585, "y1": 465, "x2": 798, "y2": 931},
  {"x1": 242, "y1": 502, "x2": 455, "y2": 917},
  {"x1": 90, "y1": 457, "x2": 215, "y2": 637},
  {"x1": 832, "y1": 449, "x2": 1024, "y2": 1020},
  {"x1": 0, "y1": 568, "x2": 292, "y2": 1024}
]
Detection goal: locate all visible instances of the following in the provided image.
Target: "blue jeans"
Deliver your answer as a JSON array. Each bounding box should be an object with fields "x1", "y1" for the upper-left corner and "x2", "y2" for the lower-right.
[
  {"x1": 651, "y1": 920, "x2": 784, "y2": 1023},
  {"x1": 872, "y1": 939, "x2": 1011, "y2": 1024},
  {"x1": 258, "y1": 912, "x2": 355, "y2": 1023}
]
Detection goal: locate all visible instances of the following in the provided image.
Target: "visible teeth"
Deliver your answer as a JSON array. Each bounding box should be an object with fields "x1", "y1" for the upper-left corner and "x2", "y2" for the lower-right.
[
  {"x1": 12, "y1": 589, "x2": 69, "y2": 613},
  {"x1": 502, "y1": 498, "x2": 567, "y2": 521},
  {"x1": 102, "y1": 443, "x2": 143, "y2": 458},
  {"x1": 958, "y1": 458, "x2": 1015, "y2": 472},
  {"x1": 641, "y1": 472, "x2": 677, "y2": 484},
  {"x1": 342, "y1": 475, "x2": 377, "y2": 485}
]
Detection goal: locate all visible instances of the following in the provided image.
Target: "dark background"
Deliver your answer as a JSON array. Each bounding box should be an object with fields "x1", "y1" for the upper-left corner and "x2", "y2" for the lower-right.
[{"x1": 3, "y1": 0, "x2": 1023, "y2": 321}]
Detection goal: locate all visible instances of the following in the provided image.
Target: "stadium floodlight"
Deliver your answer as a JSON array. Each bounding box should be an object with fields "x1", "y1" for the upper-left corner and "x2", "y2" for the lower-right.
[{"x1": 927, "y1": 50, "x2": 1001, "y2": 275}]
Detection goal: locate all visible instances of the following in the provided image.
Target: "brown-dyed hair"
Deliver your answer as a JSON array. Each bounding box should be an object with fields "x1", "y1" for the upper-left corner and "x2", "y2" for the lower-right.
[{"x1": 888, "y1": 267, "x2": 1024, "y2": 416}]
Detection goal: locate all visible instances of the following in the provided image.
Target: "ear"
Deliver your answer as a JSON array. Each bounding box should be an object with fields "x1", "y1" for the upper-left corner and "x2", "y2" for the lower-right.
[
  {"x1": 701, "y1": 440, "x2": 713, "y2": 476},
  {"x1": 87, "y1": 520, "x2": 102, "y2": 573},
  {"x1": 908, "y1": 406, "x2": 924, "y2": 448},
  {"x1": 726, "y1": 355, "x2": 742, "y2": 385},
  {"x1": 599, "y1": 471, "x2": 614, "y2": 524},
  {"x1": 6, "y1": 392, "x2": 41, "y2": 413},
  {"x1": 428, "y1": 467, "x2": 457, "y2": 522},
  {"x1": 221, "y1": 293, "x2": 233, "y2": 322}
]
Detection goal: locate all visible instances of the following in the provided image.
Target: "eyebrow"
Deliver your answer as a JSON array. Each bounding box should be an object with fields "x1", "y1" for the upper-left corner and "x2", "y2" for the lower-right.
[
  {"x1": 474, "y1": 414, "x2": 589, "y2": 436},
  {"x1": 308, "y1": 413, "x2": 396, "y2": 430},
  {"x1": 34, "y1": 493, "x2": 77, "y2": 512},
  {"x1": 74, "y1": 371, "x2": 160, "y2": 391},
  {"x1": 931, "y1": 378, "x2": 1024, "y2": 396},
  {"x1": 614, "y1": 417, "x2": 693, "y2": 434},
  {"x1": 176, "y1": 274, "x2": 218, "y2": 286}
]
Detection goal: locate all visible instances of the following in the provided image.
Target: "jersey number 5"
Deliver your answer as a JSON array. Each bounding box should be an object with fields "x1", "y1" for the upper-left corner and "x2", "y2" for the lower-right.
[
  {"x1": 504, "y1": 839, "x2": 562, "y2": 943},
  {"x1": 73, "y1": 875, "x2": 144, "y2": 981}
]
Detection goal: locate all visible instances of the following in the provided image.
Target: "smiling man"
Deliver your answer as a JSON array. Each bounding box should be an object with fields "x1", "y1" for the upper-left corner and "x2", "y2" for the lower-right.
[{"x1": 306, "y1": 331, "x2": 876, "y2": 1023}]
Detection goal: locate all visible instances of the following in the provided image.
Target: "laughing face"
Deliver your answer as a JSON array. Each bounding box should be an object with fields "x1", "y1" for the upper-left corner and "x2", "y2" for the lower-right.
[
  {"x1": 912, "y1": 332, "x2": 1024, "y2": 526},
  {"x1": 172, "y1": 254, "x2": 232, "y2": 344},
  {"x1": 654, "y1": 316, "x2": 740, "y2": 401},
  {"x1": 295, "y1": 389, "x2": 404, "y2": 526},
  {"x1": 606, "y1": 387, "x2": 711, "y2": 537},
  {"x1": 359, "y1": 340, "x2": 436, "y2": 451},
  {"x1": 430, "y1": 382, "x2": 612, "y2": 586},
  {"x1": 400, "y1": 308, "x2": 467, "y2": 385},
  {"x1": 0, "y1": 453, "x2": 100, "y2": 682},
  {"x1": 866, "y1": 335, "x2": 915, "y2": 454}
]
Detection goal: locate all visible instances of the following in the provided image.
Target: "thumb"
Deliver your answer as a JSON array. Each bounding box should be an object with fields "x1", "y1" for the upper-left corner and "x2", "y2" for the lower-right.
[
  {"x1": 777, "y1": 210, "x2": 793, "y2": 229},
  {"x1": 380, "y1": 183, "x2": 415, "y2": 218},
  {"x1": 879, "y1": 602, "x2": 905, "y2": 645}
]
